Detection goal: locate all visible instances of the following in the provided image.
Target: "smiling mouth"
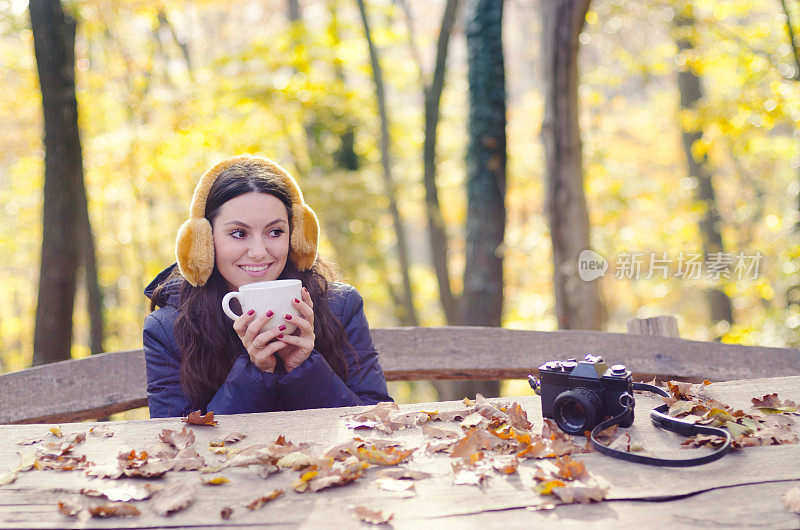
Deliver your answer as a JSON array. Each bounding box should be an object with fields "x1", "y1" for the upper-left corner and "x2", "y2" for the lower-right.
[{"x1": 240, "y1": 264, "x2": 271, "y2": 272}]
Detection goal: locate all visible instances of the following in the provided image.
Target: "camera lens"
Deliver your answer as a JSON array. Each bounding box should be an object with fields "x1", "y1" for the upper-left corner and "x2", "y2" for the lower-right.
[{"x1": 553, "y1": 389, "x2": 600, "y2": 435}]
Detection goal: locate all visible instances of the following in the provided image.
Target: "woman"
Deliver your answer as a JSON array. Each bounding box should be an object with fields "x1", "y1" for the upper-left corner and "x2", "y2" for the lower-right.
[{"x1": 144, "y1": 155, "x2": 392, "y2": 418}]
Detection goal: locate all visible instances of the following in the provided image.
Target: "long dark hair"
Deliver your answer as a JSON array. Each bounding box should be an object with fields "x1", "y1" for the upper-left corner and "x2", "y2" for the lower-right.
[{"x1": 151, "y1": 166, "x2": 348, "y2": 410}]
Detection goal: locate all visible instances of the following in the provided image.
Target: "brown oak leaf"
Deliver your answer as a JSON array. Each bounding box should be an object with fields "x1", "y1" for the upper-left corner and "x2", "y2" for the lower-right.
[
  {"x1": 149, "y1": 482, "x2": 196, "y2": 516},
  {"x1": 422, "y1": 424, "x2": 459, "y2": 439},
  {"x1": 159, "y1": 427, "x2": 195, "y2": 450},
  {"x1": 183, "y1": 410, "x2": 218, "y2": 426},
  {"x1": 551, "y1": 483, "x2": 607, "y2": 504},
  {"x1": 504, "y1": 402, "x2": 533, "y2": 430},
  {"x1": 246, "y1": 489, "x2": 284, "y2": 510},
  {"x1": 352, "y1": 506, "x2": 393, "y2": 525},
  {"x1": 752, "y1": 393, "x2": 798, "y2": 414}
]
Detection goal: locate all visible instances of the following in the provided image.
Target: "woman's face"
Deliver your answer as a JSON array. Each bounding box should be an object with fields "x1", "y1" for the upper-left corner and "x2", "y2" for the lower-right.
[{"x1": 211, "y1": 191, "x2": 290, "y2": 290}]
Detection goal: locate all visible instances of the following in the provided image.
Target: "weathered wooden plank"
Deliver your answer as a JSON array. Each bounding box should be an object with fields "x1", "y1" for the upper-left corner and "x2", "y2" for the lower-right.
[
  {"x1": 0, "y1": 349, "x2": 147, "y2": 424},
  {"x1": 0, "y1": 378, "x2": 797, "y2": 529},
  {"x1": 1, "y1": 327, "x2": 799, "y2": 424},
  {"x1": 371, "y1": 327, "x2": 800, "y2": 382}
]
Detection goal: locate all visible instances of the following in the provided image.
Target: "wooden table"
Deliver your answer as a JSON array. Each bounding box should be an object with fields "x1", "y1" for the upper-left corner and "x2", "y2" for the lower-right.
[{"x1": 1, "y1": 376, "x2": 798, "y2": 529}]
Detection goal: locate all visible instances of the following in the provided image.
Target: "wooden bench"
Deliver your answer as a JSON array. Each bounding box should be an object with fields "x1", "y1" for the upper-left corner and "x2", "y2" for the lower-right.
[{"x1": 1, "y1": 325, "x2": 799, "y2": 424}]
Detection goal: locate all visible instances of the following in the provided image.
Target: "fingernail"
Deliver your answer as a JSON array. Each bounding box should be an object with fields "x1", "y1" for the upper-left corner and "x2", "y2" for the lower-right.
[
  {"x1": 278, "y1": 334, "x2": 284, "y2": 339},
  {"x1": 247, "y1": 309, "x2": 255, "y2": 316},
  {"x1": 294, "y1": 298, "x2": 300, "y2": 303},
  {"x1": 279, "y1": 324, "x2": 287, "y2": 331},
  {"x1": 303, "y1": 287, "x2": 308, "y2": 293},
  {"x1": 285, "y1": 314, "x2": 292, "y2": 321},
  {"x1": 266, "y1": 310, "x2": 273, "y2": 318}
]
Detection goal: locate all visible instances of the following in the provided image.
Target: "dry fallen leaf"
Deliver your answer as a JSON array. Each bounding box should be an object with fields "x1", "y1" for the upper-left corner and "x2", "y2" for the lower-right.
[
  {"x1": 426, "y1": 439, "x2": 459, "y2": 454},
  {"x1": 150, "y1": 482, "x2": 196, "y2": 516},
  {"x1": 752, "y1": 394, "x2": 799, "y2": 414},
  {"x1": 85, "y1": 464, "x2": 123, "y2": 480},
  {"x1": 422, "y1": 424, "x2": 459, "y2": 439},
  {"x1": 460, "y1": 412, "x2": 487, "y2": 429},
  {"x1": 36, "y1": 454, "x2": 92, "y2": 472},
  {"x1": 58, "y1": 498, "x2": 140, "y2": 519},
  {"x1": 434, "y1": 408, "x2": 475, "y2": 422},
  {"x1": 491, "y1": 455, "x2": 519, "y2": 474},
  {"x1": 246, "y1": 489, "x2": 284, "y2": 510},
  {"x1": 87, "y1": 503, "x2": 141, "y2": 518},
  {"x1": 551, "y1": 484, "x2": 607, "y2": 504},
  {"x1": 201, "y1": 476, "x2": 230, "y2": 486},
  {"x1": 504, "y1": 402, "x2": 533, "y2": 431},
  {"x1": 37, "y1": 441, "x2": 76, "y2": 458},
  {"x1": 352, "y1": 506, "x2": 393, "y2": 525},
  {"x1": 782, "y1": 486, "x2": 800, "y2": 514},
  {"x1": 452, "y1": 462, "x2": 491, "y2": 486},
  {"x1": 57, "y1": 499, "x2": 85, "y2": 518},
  {"x1": 65, "y1": 432, "x2": 86, "y2": 445},
  {"x1": 117, "y1": 449, "x2": 171, "y2": 478},
  {"x1": 159, "y1": 427, "x2": 195, "y2": 450},
  {"x1": 351, "y1": 443, "x2": 414, "y2": 466},
  {"x1": 342, "y1": 402, "x2": 401, "y2": 433},
  {"x1": 451, "y1": 428, "x2": 498, "y2": 463},
  {"x1": 89, "y1": 426, "x2": 114, "y2": 438},
  {"x1": 344, "y1": 419, "x2": 378, "y2": 430},
  {"x1": 276, "y1": 450, "x2": 318, "y2": 470},
  {"x1": 210, "y1": 432, "x2": 246, "y2": 447},
  {"x1": 220, "y1": 506, "x2": 233, "y2": 519},
  {"x1": 183, "y1": 410, "x2": 218, "y2": 426},
  {"x1": 16, "y1": 436, "x2": 44, "y2": 446},
  {"x1": 387, "y1": 410, "x2": 432, "y2": 430},
  {"x1": 49, "y1": 426, "x2": 63, "y2": 438},
  {"x1": 0, "y1": 471, "x2": 18, "y2": 486}
]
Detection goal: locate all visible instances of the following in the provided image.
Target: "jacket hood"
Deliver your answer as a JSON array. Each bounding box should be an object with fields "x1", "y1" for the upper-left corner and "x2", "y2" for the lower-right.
[{"x1": 144, "y1": 263, "x2": 181, "y2": 307}]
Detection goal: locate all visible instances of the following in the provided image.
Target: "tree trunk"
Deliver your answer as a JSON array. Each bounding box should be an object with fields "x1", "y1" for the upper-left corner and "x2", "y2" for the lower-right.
[
  {"x1": 30, "y1": 0, "x2": 85, "y2": 365},
  {"x1": 541, "y1": 0, "x2": 604, "y2": 330},
  {"x1": 356, "y1": 0, "x2": 419, "y2": 326},
  {"x1": 437, "y1": 0, "x2": 507, "y2": 402},
  {"x1": 461, "y1": 0, "x2": 506, "y2": 328},
  {"x1": 79, "y1": 193, "x2": 104, "y2": 354},
  {"x1": 674, "y1": 5, "x2": 734, "y2": 329},
  {"x1": 422, "y1": 0, "x2": 460, "y2": 324},
  {"x1": 328, "y1": 2, "x2": 359, "y2": 171}
]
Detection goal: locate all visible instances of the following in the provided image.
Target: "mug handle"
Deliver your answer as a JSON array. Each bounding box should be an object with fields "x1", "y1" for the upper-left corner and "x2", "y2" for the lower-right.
[{"x1": 221, "y1": 291, "x2": 243, "y2": 321}]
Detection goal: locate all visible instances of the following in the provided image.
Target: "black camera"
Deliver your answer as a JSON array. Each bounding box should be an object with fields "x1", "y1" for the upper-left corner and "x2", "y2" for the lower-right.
[{"x1": 529, "y1": 354, "x2": 633, "y2": 435}]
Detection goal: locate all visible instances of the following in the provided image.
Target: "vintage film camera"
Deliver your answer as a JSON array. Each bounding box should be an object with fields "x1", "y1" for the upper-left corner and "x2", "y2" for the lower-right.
[{"x1": 529, "y1": 354, "x2": 634, "y2": 435}]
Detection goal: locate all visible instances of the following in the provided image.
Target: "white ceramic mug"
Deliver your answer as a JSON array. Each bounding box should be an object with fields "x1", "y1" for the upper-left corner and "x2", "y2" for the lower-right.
[{"x1": 221, "y1": 279, "x2": 302, "y2": 334}]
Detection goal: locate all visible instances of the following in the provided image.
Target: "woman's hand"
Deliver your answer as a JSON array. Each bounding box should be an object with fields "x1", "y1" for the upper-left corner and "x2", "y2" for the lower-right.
[
  {"x1": 275, "y1": 287, "x2": 315, "y2": 372},
  {"x1": 233, "y1": 309, "x2": 283, "y2": 373}
]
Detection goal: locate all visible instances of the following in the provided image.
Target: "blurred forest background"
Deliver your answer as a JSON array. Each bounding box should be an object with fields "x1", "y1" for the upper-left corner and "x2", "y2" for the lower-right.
[{"x1": 2, "y1": 0, "x2": 800, "y2": 408}]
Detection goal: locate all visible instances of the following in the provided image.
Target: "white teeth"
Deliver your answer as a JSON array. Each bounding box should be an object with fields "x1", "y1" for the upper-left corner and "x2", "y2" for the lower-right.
[{"x1": 241, "y1": 265, "x2": 268, "y2": 272}]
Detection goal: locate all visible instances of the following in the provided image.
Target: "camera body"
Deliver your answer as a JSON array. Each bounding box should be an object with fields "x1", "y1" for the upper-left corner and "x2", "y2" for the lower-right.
[{"x1": 535, "y1": 354, "x2": 633, "y2": 435}]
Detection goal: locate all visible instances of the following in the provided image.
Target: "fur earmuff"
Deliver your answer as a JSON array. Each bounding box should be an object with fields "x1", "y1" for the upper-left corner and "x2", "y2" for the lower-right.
[
  {"x1": 175, "y1": 155, "x2": 319, "y2": 287},
  {"x1": 176, "y1": 217, "x2": 214, "y2": 287}
]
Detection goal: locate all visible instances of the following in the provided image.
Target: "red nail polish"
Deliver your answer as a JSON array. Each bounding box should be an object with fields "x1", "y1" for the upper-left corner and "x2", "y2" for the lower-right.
[
  {"x1": 285, "y1": 314, "x2": 293, "y2": 321},
  {"x1": 247, "y1": 309, "x2": 255, "y2": 316},
  {"x1": 279, "y1": 324, "x2": 287, "y2": 331},
  {"x1": 278, "y1": 334, "x2": 284, "y2": 339},
  {"x1": 294, "y1": 298, "x2": 300, "y2": 303},
  {"x1": 266, "y1": 310, "x2": 273, "y2": 317}
]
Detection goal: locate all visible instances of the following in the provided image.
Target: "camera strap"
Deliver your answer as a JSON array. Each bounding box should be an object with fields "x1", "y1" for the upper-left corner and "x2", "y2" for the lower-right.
[{"x1": 589, "y1": 382, "x2": 732, "y2": 467}]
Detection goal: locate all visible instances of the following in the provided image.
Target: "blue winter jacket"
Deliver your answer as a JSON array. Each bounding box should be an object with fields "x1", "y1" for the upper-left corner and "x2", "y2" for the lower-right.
[{"x1": 143, "y1": 265, "x2": 392, "y2": 418}]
